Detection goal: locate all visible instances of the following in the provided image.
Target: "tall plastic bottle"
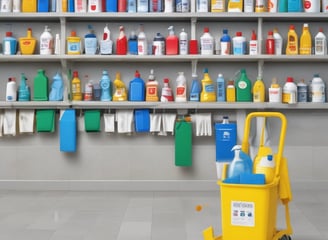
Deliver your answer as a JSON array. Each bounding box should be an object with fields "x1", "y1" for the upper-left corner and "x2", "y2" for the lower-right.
[
  {"x1": 268, "y1": 77, "x2": 282, "y2": 103},
  {"x1": 100, "y1": 70, "x2": 112, "y2": 101},
  {"x1": 129, "y1": 70, "x2": 145, "y2": 101},
  {"x1": 40, "y1": 26, "x2": 54, "y2": 55},
  {"x1": 113, "y1": 72, "x2": 127, "y2": 101},
  {"x1": 236, "y1": 69, "x2": 252, "y2": 102},
  {"x1": 179, "y1": 28, "x2": 188, "y2": 55},
  {"x1": 49, "y1": 72, "x2": 64, "y2": 101},
  {"x1": 116, "y1": 26, "x2": 128, "y2": 55},
  {"x1": 300, "y1": 23, "x2": 312, "y2": 55},
  {"x1": 100, "y1": 24, "x2": 113, "y2": 55},
  {"x1": 2, "y1": 31, "x2": 17, "y2": 55},
  {"x1": 38, "y1": 0, "x2": 49, "y2": 11},
  {"x1": 304, "y1": 0, "x2": 320, "y2": 12},
  {"x1": 315, "y1": 28, "x2": 327, "y2": 55},
  {"x1": 200, "y1": 27, "x2": 214, "y2": 55},
  {"x1": 220, "y1": 29, "x2": 231, "y2": 55},
  {"x1": 197, "y1": 0, "x2": 209, "y2": 12},
  {"x1": 175, "y1": 72, "x2": 187, "y2": 102},
  {"x1": 137, "y1": 0, "x2": 149, "y2": 12},
  {"x1": 150, "y1": 0, "x2": 163, "y2": 12},
  {"x1": 161, "y1": 78, "x2": 174, "y2": 102},
  {"x1": 106, "y1": 0, "x2": 117, "y2": 11},
  {"x1": 153, "y1": 32, "x2": 165, "y2": 55},
  {"x1": 137, "y1": 24, "x2": 147, "y2": 55},
  {"x1": 18, "y1": 73, "x2": 30, "y2": 101},
  {"x1": 216, "y1": 73, "x2": 225, "y2": 102},
  {"x1": 226, "y1": 80, "x2": 236, "y2": 102},
  {"x1": 127, "y1": 0, "x2": 136, "y2": 12},
  {"x1": 311, "y1": 74, "x2": 325, "y2": 103},
  {"x1": 254, "y1": 155, "x2": 276, "y2": 183},
  {"x1": 118, "y1": 0, "x2": 127, "y2": 11},
  {"x1": 282, "y1": 77, "x2": 297, "y2": 104},
  {"x1": 166, "y1": 26, "x2": 179, "y2": 55},
  {"x1": 266, "y1": 30, "x2": 275, "y2": 55},
  {"x1": 71, "y1": 71, "x2": 82, "y2": 101},
  {"x1": 253, "y1": 76, "x2": 265, "y2": 102},
  {"x1": 273, "y1": 28, "x2": 283, "y2": 55},
  {"x1": 286, "y1": 25, "x2": 298, "y2": 55},
  {"x1": 6, "y1": 78, "x2": 17, "y2": 102},
  {"x1": 128, "y1": 31, "x2": 138, "y2": 55},
  {"x1": 287, "y1": 0, "x2": 303, "y2": 11},
  {"x1": 297, "y1": 79, "x2": 308, "y2": 102},
  {"x1": 34, "y1": 69, "x2": 49, "y2": 101},
  {"x1": 84, "y1": 25, "x2": 97, "y2": 55},
  {"x1": 164, "y1": 0, "x2": 174, "y2": 12},
  {"x1": 227, "y1": 0, "x2": 243, "y2": 11},
  {"x1": 190, "y1": 74, "x2": 201, "y2": 101},
  {"x1": 227, "y1": 145, "x2": 252, "y2": 179},
  {"x1": 249, "y1": 30, "x2": 258, "y2": 55},
  {"x1": 200, "y1": 68, "x2": 216, "y2": 102},
  {"x1": 278, "y1": 0, "x2": 287, "y2": 11},
  {"x1": 145, "y1": 69, "x2": 159, "y2": 101},
  {"x1": 232, "y1": 31, "x2": 246, "y2": 55}
]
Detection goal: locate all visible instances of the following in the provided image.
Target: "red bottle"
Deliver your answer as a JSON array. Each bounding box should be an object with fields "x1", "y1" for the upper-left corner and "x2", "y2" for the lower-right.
[
  {"x1": 116, "y1": 26, "x2": 127, "y2": 55},
  {"x1": 118, "y1": 0, "x2": 127, "y2": 12},
  {"x1": 266, "y1": 30, "x2": 275, "y2": 55}
]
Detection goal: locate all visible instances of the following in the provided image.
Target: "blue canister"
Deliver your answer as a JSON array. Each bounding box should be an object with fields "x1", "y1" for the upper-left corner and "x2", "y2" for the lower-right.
[
  {"x1": 3, "y1": 32, "x2": 17, "y2": 55},
  {"x1": 128, "y1": 31, "x2": 138, "y2": 55},
  {"x1": 38, "y1": 0, "x2": 50, "y2": 12},
  {"x1": 106, "y1": 0, "x2": 118, "y2": 11},
  {"x1": 100, "y1": 70, "x2": 112, "y2": 101},
  {"x1": 129, "y1": 70, "x2": 145, "y2": 101}
]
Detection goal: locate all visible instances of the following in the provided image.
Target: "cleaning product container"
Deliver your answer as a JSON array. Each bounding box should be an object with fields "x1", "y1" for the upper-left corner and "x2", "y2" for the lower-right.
[
  {"x1": 60, "y1": 109, "x2": 76, "y2": 152},
  {"x1": 203, "y1": 112, "x2": 292, "y2": 240}
]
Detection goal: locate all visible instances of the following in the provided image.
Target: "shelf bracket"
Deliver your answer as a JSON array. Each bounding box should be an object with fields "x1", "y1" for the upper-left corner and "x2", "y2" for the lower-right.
[
  {"x1": 191, "y1": 17, "x2": 197, "y2": 40},
  {"x1": 258, "y1": 59, "x2": 264, "y2": 78}
]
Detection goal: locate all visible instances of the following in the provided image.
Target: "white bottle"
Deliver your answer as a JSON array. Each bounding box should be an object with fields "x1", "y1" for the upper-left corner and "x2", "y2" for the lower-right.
[
  {"x1": 0, "y1": 0, "x2": 12, "y2": 12},
  {"x1": 179, "y1": 28, "x2": 188, "y2": 55},
  {"x1": 233, "y1": 31, "x2": 246, "y2": 55},
  {"x1": 268, "y1": 78, "x2": 282, "y2": 103},
  {"x1": 164, "y1": 0, "x2": 174, "y2": 12},
  {"x1": 255, "y1": 155, "x2": 275, "y2": 183},
  {"x1": 6, "y1": 77, "x2": 17, "y2": 102},
  {"x1": 322, "y1": 0, "x2": 328, "y2": 12},
  {"x1": 137, "y1": 24, "x2": 148, "y2": 55},
  {"x1": 100, "y1": 24, "x2": 113, "y2": 55},
  {"x1": 137, "y1": 0, "x2": 149, "y2": 12},
  {"x1": 200, "y1": 27, "x2": 214, "y2": 55},
  {"x1": 282, "y1": 77, "x2": 297, "y2": 104},
  {"x1": 54, "y1": 33, "x2": 60, "y2": 55},
  {"x1": 175, "y1": 72, "x2": 187, "y2": 102},
  {"x1": 315, "y1": 28, "x2": 327, "y2": 55},
  {"x1": 40, "y1": 26, "x2": 54, "y2": 55},
  {"x1": 273, "y1": 28, "x2": 283, "y2": 55},
  {"x1": 13, "y1": 0, "x2": 20, "y2": 12},
  {"x1": 249, "y1": 30, "x2": 258, "y2": 55},
  {"x1": 197, "y1": 0, "x2": 209, "y2": 12},
  {"x1": 267, "y1": 0, "x2": 277, "y2": 12},
  {"x1": 304, "y1": 0, "x2": 320, "y2": 12},
  {"x1": 244, "y1": 0, "x2": 254, "y2": 12},
  {"x1": 75, "y1": 0, "x2": 87, "y2": 12},
  {"x1": 311, "y1": 74, "x2": 325, "y2": 103},
  {"x1": 88, "y1": 0, "x2": 101, "y2": 12}
]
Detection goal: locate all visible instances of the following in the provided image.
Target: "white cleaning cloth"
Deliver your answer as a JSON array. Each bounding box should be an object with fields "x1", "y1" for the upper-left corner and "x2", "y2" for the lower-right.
[
  {"x1": 3, "y1": 109, "x2": 17, "y2": 136},
  {"x1": 77, "y1": 115, "x2": 85, "y2": 132},
  {"x1": 115, "y1": 110, "x2": 134, "y2": 134},
  {"x1": 150, "y1": 113, "x2": 162, "y2": 133},
  {"x1": 0, "y1": 111, "x2": 3, "y2": 137},
  {"x1": 193, "y1": 113, "x2": 212, "y2": 136},
  {"x1": 158, "y1": 113, "x2": 176, "y2": 136},
  {"x1": 104, "y1": 113, "x2": 115, "y2": 133},
  {"x1": 19, "y1": 110, "x2": 35, "y2": 133}
]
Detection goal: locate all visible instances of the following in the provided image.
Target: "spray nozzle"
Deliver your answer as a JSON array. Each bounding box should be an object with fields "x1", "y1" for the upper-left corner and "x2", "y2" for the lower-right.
[
  {"x1": 231, "y1": 145, "x2": 242, "y2": 151},
  {"x1": 168, "y1": 26, "x2": 174, "y2": 35},
  {"x1": 204, "y1": 68, "x2": 209, "y2": 74},
  {"x1": 148, "y1": 69, "x2": 155, "y2": 81}
]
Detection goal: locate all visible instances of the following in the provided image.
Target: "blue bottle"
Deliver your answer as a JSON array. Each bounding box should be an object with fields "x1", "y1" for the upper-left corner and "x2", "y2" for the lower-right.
[
  {"x1": 288, "y1": 0, "x2": 303, "y2": 12},
  {"x1": 100, "y1": 70, "x2": 112, "y2": 101},
  {"x1": 49, "y1": 72, "x2": 64, "y2": 101},
  {"x1": 227, "y1": 145, "x2": 252, "y2": 180},
  {"x1": 18, "y1": 73, "x2": 30, "y2": 101},
  {"x1": 127, "y1": 0, "x2": 137, "y2": 12},
  {"x1": 38, "y1": 0, "x2": 50, "y2": 12},
  {"x1": 3, "y1": 32, "x2": 17, "y2": 55},
  {"x1": 128, "y1": 31, "x2": 138, "y2": 55},
  {"x1": 278, "y1": 0, "x2": 288, "y2": 12},
  {"x1": 220, "y1": 29, "x2": 231, "y2": 55},
  {"x1": 84, "y1": 25, "x2": 97, "y2": 55},
  {"x1": 106, "y1": 0, "x2": 118, "y2": 11},
  {"x1": 189, "y1": 74, "x2": 201, "y2": 101},
  {"x1": 129, "y1": 70, "x2": 145, "y2": 101},
  {"x1": 216, "y1": 73, "x2": 225, "y2": 102},
  {"x1": 67, "y1": 0, "x2": 74, "y2": 12}
]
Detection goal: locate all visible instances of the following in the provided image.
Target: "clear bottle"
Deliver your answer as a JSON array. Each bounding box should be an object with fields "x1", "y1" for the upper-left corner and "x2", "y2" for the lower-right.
[
  {"x1": 137, "y1": 24, "x2": 147, "y2": 55},
  {"x1": 314, "y1": 28, "x2": 327, "y2": 55},
  {"x1": 18, "y1": 73, "x2": 31, "y2": 101},
  {"x1": 220, "y1": 29, "x2": 231, "y2": 55},
  {"x1": 71, "y1": 71, "x2": 82, "y2": 101},
  {"x1": 49, "y1": 72, "x2": 63, "y2": 101},
  {"x1": 311, "y1": 73, "x2": 325, "y2": 103},
  {"x1": 300, "y1": 23, "x2": 312, "y2": 55},
  {"x1": 200, "y1": 27, "x2": 214, "y2": 55},
  {"x1": 297, "y1": 79, "x2": 308, "y2": 103},
  {"x1": 216, "y1": 73, "x2": 225, "y2": 102},
  {"x1": 282, "y1": 76, "x2": 297, "y2": 104}
]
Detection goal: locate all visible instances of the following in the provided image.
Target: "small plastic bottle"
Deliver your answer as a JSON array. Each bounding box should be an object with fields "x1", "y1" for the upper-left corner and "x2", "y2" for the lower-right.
[
  {"x1": 129, "y1": 70, "x2": 145, "y2": 101},
  {"x1": 232, "y1": 31, "x2": 246, "y2": 55},
  {"x1": 40, "y1": 26, "x2": 54, "y2": 55},
  {"x1": 200, "y1": 27, "x2": 214, "y2": 55},
  {"x1": 145, "y1": 69, "x2": 159, "y2": 101},
  {"x1": 84, "y1": 25, "x2": 97, "y2": 55},
  {"x1": 311, "y1": 73, "x2": 325, "y2": 103},
  {"x1": 18, "y1": 73, "x2": 31, "y2": 101},
  {"x1": 49, "y1": 72, "x2": 64, "y2": 101},
  {"x1": 128, "y1": 31, "x2": 138, "y2": 55},
  {"x1": 179, "y1": 28, "x2": 188, "y2": 55},
  {"x1": 268, "y1": 78, "x2": 282, "y2": 103},
  {"x1": 189, "y1": 74, "x2": 201, "y2": 101},
  {"x1": 226, "y1": 80, "x2": 236, "y2": 102},
  {"x1": 137, "y1": 0, "x2": 149, "y2": 12},
  {"x1": 83, "y1": 75, "x2": 94, "y2": 101},
  {"x1": 253, "y1": 76, "x2": 265, "y2": 102},
  {"x1": 3, "y1": 31, "x2": 17, "y2": 55},
  {"x1": 161, "y1": 78, "x2": 174, "y2": 102},
  {"x1": 197, "y1": 0, "x2": 209, "y2": 12},
  {"x1": 152, "y1": 32, "x2": 165, "y2": 55},
  {"x1": 6, "y1": 77, "x2": 17, "y2": 102},
  {"x1": 236, "y1": 69, "x2": 252, "y2": 102},
  {"x1": 66, "y1": 31, "x2": 81, "y2": 55},
  {"x1": 71, "y1": 71, "x2": 82, "y2": 101},
  {"x1": 220, "y1": 29, "x2": 231, "y2": 55},
  {"x1": 166, "y1": 26, "x2": 179, "y2": 55},
  {"x1": 113, "y1": 72, "x2": 127, "y2": 101},
  {"x1": 286, "y1": 25, "x2": 298, "y2": 55},
  {"x1": 297, "y1": 79, "x2": 308, "y2": 103},
  {"x1": 282, "y1": 77, "x2": 297, "y2": 104},
  {"x1": 116, "y1": 26, "x2": 128, "y2": 55},
  {"x1": 314, "y1": 28, "x2": 327, "y2": 56},
  {"x1": 249, "y1": 30, "x2": 258, "y2": 55},
  {"x1": 200, "y1": 68, "x2": 216, "y2": 102},
  {"x1": 100, "y1": 24, "x2": 113, "y2": 55},
  {"x1": 137, "y1": 24, "x2": 147, "y2": 55},
  {"x1": 175, "y1": 72, "x2": 187, "y2": 102},
  {"x1": 300, "y1": 23, "x2": 312, "y2": 55},
  {"x1": 254, "y1": 155, "x2": 275, "y2": 183},
  {"x1": 216, "y1": 73, "x2": 225, "y2": 102},
  {"x1": 266, "y1": 30, "x2": 275, "y2": 55},
  {"x1": 273, "y1": 28, "x2": 283, "y2": 55},
  {"x1": 100, "y1": 70, "x2": 112, "y2": 101}
]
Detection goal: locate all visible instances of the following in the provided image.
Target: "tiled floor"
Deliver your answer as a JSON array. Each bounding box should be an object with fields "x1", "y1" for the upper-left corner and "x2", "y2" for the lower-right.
[{"x1": 0, "y1": 185, "x2": 327, "y2": 240}]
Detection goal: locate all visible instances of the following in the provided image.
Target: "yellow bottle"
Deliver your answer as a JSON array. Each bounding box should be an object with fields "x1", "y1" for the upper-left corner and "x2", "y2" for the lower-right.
[
  {"x1": 226, "y1": 80, "x2": 236, "y2": 102},
  {"x1": 227, "y1": 0, "x2": 243, "y2": 12},
  {"x1": 300, "y1": 23, "x2": 312, "y2": 55},
  {"x1": 62, "y1": 0, "x2": 68, "y2": 12},
  {"x1": 19, "y1": 28, "x2": 37, "y2": 55},
  {"x1": 253, "y1": 76, "x2": 266, "y2": 102},
  {"x1": 200, "y1": 68, "x2": 216, "y2": 102},
  {"x1": 286, "y1": 25, "x2": 298, "y2": 55},
  {"x1": 211, "y1": 0, "x2": 225, "y2": 12},
  {"x1": 67, "y1": 31, "x2": 81, "y2": 55},
  {"x1": 22, "y1": 0, "x2": 37, "y2": 12},
  {"x1": 113, "y1": 72, "x2": 127, "y2": 101},
  {"x1": 71, "y1": 71, "x2": 82, "y2": 101}
]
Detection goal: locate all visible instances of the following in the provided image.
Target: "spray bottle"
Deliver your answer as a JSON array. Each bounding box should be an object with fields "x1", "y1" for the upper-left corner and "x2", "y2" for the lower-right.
[
  {"x1": 166, "y1": 26, "x2": 179, "y2": 55},
  {"x1": 100, "y1": 70, "x2": 112, "y2": 101},
  {"x1": 113, "y1": 72, "x2": 127, "y2": 101},
  {"x1": 116, "y1": 26, "x2": 127, "y2": 55},
  {"x1": 227, "y1": 145, "x2": 253, "y2": 179},
  {"x1": 161, "y1": 78, "x2": 174, "y2": 102},
  {"x1": 49, "y1": 72, "x2": 64, "y2": 101},
  {"x1": 18, "y1": 73, "x2": 30, "y2": 101},
  {"x1": 40, "y1": 26, "x2": 54, "y2": 55},
  {"x1": 200, "y1": 68, "x2": 216, "y2": 102},
  {"x1": 100, "y1": 24, "x2": 113, "y2": 55},
  {"x1": 146, "y1": 69, "x2": 159, "y2": 101},
  {"x1": 175, "y1": 72, "x2": 187, "y2": 102}
]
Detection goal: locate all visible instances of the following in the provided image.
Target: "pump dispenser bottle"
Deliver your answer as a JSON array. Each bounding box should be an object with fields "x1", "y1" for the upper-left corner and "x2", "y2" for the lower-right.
[
  {"x1": 116, "y1": 26, "x2": 128, "y2": 55},
  {"x1": 40, "y1": 26, "x2": 54, "y2": 55},
  {"x1": 18, "y1": 73, "x2": 30, "y2": 101}
]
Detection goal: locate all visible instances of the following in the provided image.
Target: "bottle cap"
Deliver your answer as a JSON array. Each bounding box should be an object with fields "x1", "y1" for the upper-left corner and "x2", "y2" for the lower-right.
[
  {"x1": 290, "y1": 25, "x2": 295, "y2": 30},
  {"x1": 135, "y1": 70, "x2": 140, "y2": 78},
  {"x1": 223, "y1": 29, "x2": 228, "y2": 34},
  {"x1": 286, "y1": 77, "x2": 294, "y2": 82},
  {"x1": 251, "y1": 30, "x2": 257, "y2": 40},
  {"x1": 236, "y1": 32, "x2": 242, "y2": 36},
  {"x1": 71, "y1": 31, "x2": 77, "y2": 37},
  {"x1": 164, "y1": 78, "x2": 169, "y2": 83},
  {"x1": 268, "y1": 31, "x2": 273, "y2": 36},
  {"x1": 73, "y1": 71, "x2": 79, "y2": 77},
  {"x1": 204, "y1": 27, "x2": 209, "y2": 33},
  {"x1": 203, "y1": 68, "x2": 208, "y2": 73},
  {"x1": 267, "y1": 155, "x2": 273, "y2": 161},
  {"x1": 5, "y1": 32, "x2": 12, "y2": 37}
]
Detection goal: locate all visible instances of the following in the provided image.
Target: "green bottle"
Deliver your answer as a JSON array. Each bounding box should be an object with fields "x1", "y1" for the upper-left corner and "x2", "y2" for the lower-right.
[
  {"x1": 33, "y1": 69, "x2": 49, "y2": 101},
  {"x1": 236, "y1": 69, "x2": 252, "y2": 102}
]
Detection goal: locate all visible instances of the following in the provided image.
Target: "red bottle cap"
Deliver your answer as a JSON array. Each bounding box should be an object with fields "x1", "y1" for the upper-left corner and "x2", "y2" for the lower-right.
[
  {"x1": 164, "y1": 78, "x2": 169, "y2": 83},
  {"x1": 251, "y1": 30, "x2": 257, "y2": 40},
  {"x1": 135, "y1": 70, "x2": 140, "y2": 78},
  {"x1": 6, "y1": 32, "x2": 12, "y2": 37},
  {"x1": 236, "y1": 32, "x2": 242, "y2": 36},
  {"x1": 204, "y1": 27, "x2": 209, "y2": 33},
  {"x1": 73, "y1": 71, "x2": 79, "y2": 77},
  {"x1": 287, "y1": 77, "x2": 294, "y2": 82}
]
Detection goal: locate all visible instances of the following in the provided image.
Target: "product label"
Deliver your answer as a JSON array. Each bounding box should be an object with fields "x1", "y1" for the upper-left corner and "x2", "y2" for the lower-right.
[
  {"x1": 138, "y1": 40, "x2": 147, "y2": 55},
  {"x1": 221, "y1": 42, "x2": 231, "y2": 55},
  {"x1": 100, "y1": 40, "x2": 113, "y2": 55},
  {"x1": 238, "y1": 80, "x2": 247, "y2": 89},
  {"x1": 217, "y1": 82, "x2": 224, "y2": 98},
  {"x1": 72, "y1": 82, "x2": 81, "y2": 94},
  {"x1": 269, "y1": 88, "x2": 281, "y2": 103},
  {"x1": 282, "y1": 91, "x2": 296, "y2": 104},
  {"x1": 315, "y1": 38, "x2": 324, "y2": 55},
  {"x1": 153, "y1": 41, "x2": 165, "y2": 55},
  {"x1": 176, "y1": 86, "x2": 186, "y2": 95},
  {"x1": 4, "y1": 41, "x2": 11, "y2": 55},
  {"x1": 40, "y1": 39, "x2": 53, "y2": 54},
  {"x1": 67, "y1": 42, "x2": 81, "y2": 54},
  {"x1": 231, "y1": 201, "x2": 255, "y2": 227},
  {"x1": 205, "y1": 84, "x2": 215, "y2": 92},
  {"x1": 201, "y1": 38, "x2": 214, "y2": 53},
  {"x1": 233, "y1": 40, "x2": 246, "y2": 55},
  {"x1": 197, "y1": 0, "x2": 208, "y2": 12},
  {"x1": 249, "y1": 41, "x2": 258, "y2": 55},
  {"x1": 147, "y1": 86, "x2": 157, "y2": 96},
  {"x1": 179, "y1": 39, "x2": 188, "y2": 54},
  {"x1": 297, "y1": 85, "x2": 308, "y2": 102},
  {"x1": 312, "y1": 85, "x2": 325, "y2": 102}
]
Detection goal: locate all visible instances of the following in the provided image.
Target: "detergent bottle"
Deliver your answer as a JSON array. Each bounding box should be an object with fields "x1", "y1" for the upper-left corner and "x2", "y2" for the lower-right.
[
  {"x1": 220, "y1": 29, "x2": 231, "y2": 55},
  {"x1": 6, "y1": 77, "x2": 17, "y2": 102},
  {"x1": 288, "y1": 0, "x2": 303, "y2": 11},
  {"x1": 100, "y1": 70, "x2": 112, "y2": 101},
  {"x1": 137, "y1": 24, "x2": 147, "y2": 55},
  {"x1": 100, "y1": 24, "x2": 113, "y2": 55},
  {"x1": 161, "y1": 78, "x2": 174, "y2": 102},
  {"x1": 268, "y1": 77, "x2": 282, "y2": 103},
  {"x1": 113, "y1": 72, "x2": 127, "y2": 101},
  {"x1": 226, "y1": 80, "x2": 236, "y2": 102},
  {"x1": 84, "y1": 25, "x2": 97, "y2": 55},
  {"x1": 227, "y1": 145, "x2": 253, "y2": 179},
  {"x1": 71, "y1": 71, "x2": 82, "y2": 101},
  {"x1": 128, "y1": 31, "x2": 138, "y2": 55},
  {"x1": 314, "y1": 28, "x2": 327, "y2": 55},
  {"x1": 145, "y1": 69, "x2": 159, "y2": 101},
  {"x1": 49, "y1": 72, "x2": 64, "y2": 101},
  {"x1": 236, "y1": 69, "x2": 252, "y2": 102},
  {"x1": 179, "y1": 28, "x2": 188, "y2": 55},
  {"x1": 19, "y1": 28, "x2": 37, "y2": 55},
  {"x1": 3, "y1": 31, "x2": 17, "y2": 55},
  {"x1": 116, "y1": 26, "x2": 128, "y2": 55},
  {"x1": 200, "y1": 68, "x2": 216, "y2": 102},
  {"x1": 254, "y1": 155, "x2": 276, "y2": 183},
  {"x1": 67, "y1": 31, "x2": 81, "y2": 55},
  {"x1": 253, "y1": 75, "x2": 265, "y2": 102},
  {"x1": 175, "y1": 72, "x2": 187, "y2": 102},
  {"x1": 129, "y1": 70, "x2": 145, "y2": 101},
  {"x1": 300, "y1": 23, "x2": 312, "y2": 55},
  {"x1": 216, "y1": 73, "x2": 225, "y2": 102},
  {"x1": 83, "y1": 75, "x2": 93, "y2": 101},
  {"x1": 297, "y1": 79, "x2": 308, "y2": 103},
  {"x1": 39, "y1": 26, "x2": 53, "y2": 55},
  {"x1": 200, "y1": 27, "x2": 214, "y2": 55},
  {"x1": 311, "y1": 73, "x2": 325, "y2": 103},
  {"x1": 166, "y1": 26, "x2": 179, "y2": 55},
  {"x1": 33, "y1": 69, "x2": 49, "y2": 101},
  {"x1": 190, "y1": 74, "x2": 201, "y2": 101},
  {"x1": 282, "y1": 76, "x2": 297, "y2": 104},
  {"x1": 286, "y1": 25, "x2": 298, "y2": 55},
  {"x1": 18, "y1": 73, "x2": 30, "y2": 101}
]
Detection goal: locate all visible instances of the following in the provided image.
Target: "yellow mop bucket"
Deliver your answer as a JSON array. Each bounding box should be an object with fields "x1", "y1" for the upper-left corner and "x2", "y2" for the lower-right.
[{"x1": 203, "y1": 112, "x2": 292, "y2": 240}]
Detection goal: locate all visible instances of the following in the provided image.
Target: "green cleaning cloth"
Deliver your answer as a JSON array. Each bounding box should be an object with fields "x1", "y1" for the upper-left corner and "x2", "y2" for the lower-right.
[
  {"x1": 175, "y1": 121, "x2": 192, "y2": 167},
  {"x1": 84, "y1": 110, "x2": 101, "y2": 132},
  {"x1": 36, "y1": 109, "x2": 55, "y2": 132}
]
